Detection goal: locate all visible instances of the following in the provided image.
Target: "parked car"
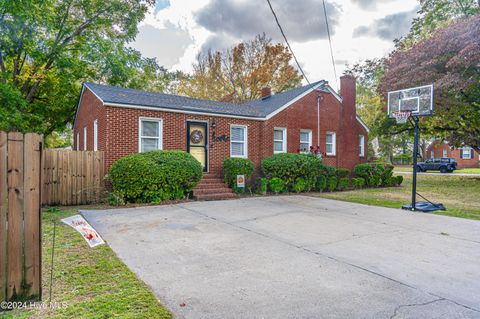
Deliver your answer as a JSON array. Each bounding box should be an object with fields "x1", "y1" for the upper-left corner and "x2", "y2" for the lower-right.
[{"x1": 417, "y1": 158, "x2": 457, "y2": 173}]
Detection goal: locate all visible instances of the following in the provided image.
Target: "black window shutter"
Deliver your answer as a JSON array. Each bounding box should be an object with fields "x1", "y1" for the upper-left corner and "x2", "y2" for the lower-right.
[{"x1": 471, "y1": 149, "x2": 474, "y2": 159}]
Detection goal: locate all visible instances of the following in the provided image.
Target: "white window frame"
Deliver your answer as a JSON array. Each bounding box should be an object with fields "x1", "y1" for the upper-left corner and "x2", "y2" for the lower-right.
[
  {"x1": 273, "y1": 127, "x2": 287, "y2": 153},
  {"x1": 326, "y1": 132, "x2": 336, "y2": 156},
  {"x1": 138, "y1": 117, "x2": 163, "y2": 153},
  {"x1": 76, "y1": 132, "x2": 80, "y2": 151},
  {"x1": 359, "y1": 135, "x2": 365, "y2": 157},
  {"x1": 230, "y1": 125, "x2": 248, "y2": 158},
  {"x1": 93, "y1": 119, "x2": 98, "y2": 151},
  {"x1": 430, "y1": 151, "x2": 434, "y2": 159},
  {"x1": 461, "y1": 147, "x2": 472, "y2": 159},
  {"x1": 442, "y1": 149, "x2": 447, "y2": 158},
  {"x1": 83, "y1": 127, "x2": 87, "y2": 151},
  {"x1": 299, "y1": 129, "x2": 312, "y2": 153}
]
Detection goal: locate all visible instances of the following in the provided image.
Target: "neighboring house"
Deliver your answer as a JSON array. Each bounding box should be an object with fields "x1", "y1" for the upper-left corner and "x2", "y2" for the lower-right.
[
  {"x1": 427, "y1": 140, "x2": 479, "y2": 168},
  {"x1": 73, "y1": 75, "x2": 369, "y2": 179}
]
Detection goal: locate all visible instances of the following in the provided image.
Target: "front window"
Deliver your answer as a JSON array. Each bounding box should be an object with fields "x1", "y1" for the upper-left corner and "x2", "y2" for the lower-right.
[
  {"x1": 139, "y1": 118, "x2": 163, "y2": 152},
  {"x1": 231, "y1": 125, "x2": 247, "y2": 158},
  {"x1": 299, "y1": 130, "x2": 312, "y2": 153},
  {"x1": 326, "y1": 132, "x2": 336, "y2": 156},
  {"x1": 359, "y1": 135, "x2": 365, "y2": 157},
  {"x1": 462, "y1": 147, "x2": 472, "y2": 159},
  {"x1": 442, "y1": 149, "x2": 447, "y2": 158},
  {"x1": 93, "y1": 120, "x2": 98, "y2": 151},
  {"x1": 430, "y1": 151, "x2": 434, "y2": 159},
  {"x1": 83, "y1": 127, "x2": 87, "y2": 151},
  {"x1": 274, "y1": 128, "x2": 287, "y2": 153}
]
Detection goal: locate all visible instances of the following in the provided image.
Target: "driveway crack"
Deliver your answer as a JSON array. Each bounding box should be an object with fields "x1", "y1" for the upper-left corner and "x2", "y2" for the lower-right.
[{"x1": 389, "y1": 298, "x2": 444, "y2": 319}]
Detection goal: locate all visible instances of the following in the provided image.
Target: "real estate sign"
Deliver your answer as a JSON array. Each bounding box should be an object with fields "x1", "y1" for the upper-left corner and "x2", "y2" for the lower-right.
[{"x1": 61, "y1": 215, "x2": 105, "y2": 247}]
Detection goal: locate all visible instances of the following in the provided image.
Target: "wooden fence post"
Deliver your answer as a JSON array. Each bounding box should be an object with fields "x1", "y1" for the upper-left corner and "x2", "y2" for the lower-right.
[{"x1": 0, "y1": 132, "x2": 7, "y2": 301}]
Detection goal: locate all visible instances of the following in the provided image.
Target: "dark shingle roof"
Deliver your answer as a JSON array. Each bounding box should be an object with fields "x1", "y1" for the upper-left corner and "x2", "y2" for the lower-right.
[{"x1": 84, "y1": 80, "x2": 326, "y2": 119}]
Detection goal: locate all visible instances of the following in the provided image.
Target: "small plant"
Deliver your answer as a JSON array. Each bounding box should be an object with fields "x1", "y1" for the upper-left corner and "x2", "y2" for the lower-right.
[
  {"x1": 316, "y1": 175, "x2": 327, "y2": 192},
  {"x1": 336, "y1": 168, "x2": 350, "y2": 178},
  {"x1": 258, "y1": 178, "x2": 268, "y2": 195},
  {"x1": 293, "y1": 177, "x2": 307, "y2": 193},
  {"x1": 223, "y1": 157, "x2": 255, "y2": 189},
  {"x1": 327, "y1": 176, "x2": 338, "y2": 192},
  {"x1": 269, "y1": 177, "x2": 286, "y2": 194},
  {"x1": 395, "y1": 175, "x2": 404, "y2": 186},
  {"x1": 351, "y1": 177, "x2": 365, "y2": 189},
  {"x1": 108, "y1": 192, "x2": 126, "y2": 206},
  {"x1": 337, "y1": 177, "x2": 349, "y2": 191}
]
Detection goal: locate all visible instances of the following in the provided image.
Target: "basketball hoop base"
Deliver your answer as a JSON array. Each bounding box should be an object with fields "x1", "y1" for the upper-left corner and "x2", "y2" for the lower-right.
[{"x1": 402, "y1": 201, "x2": 446, "y2": 212}]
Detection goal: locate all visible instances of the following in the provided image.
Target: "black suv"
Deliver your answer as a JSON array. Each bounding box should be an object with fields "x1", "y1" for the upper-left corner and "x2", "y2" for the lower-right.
[{"x1": 417, "y1": 157, "x2": 457, "y2": 173}]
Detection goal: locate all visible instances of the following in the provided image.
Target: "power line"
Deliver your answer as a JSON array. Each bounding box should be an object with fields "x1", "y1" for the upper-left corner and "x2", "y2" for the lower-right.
[
  {"x1": 266, "y1": 0, "x2": 310, "y2": 85},
  {"x1": 322, "y1": 0, "x2": 339, "y2": 90}
]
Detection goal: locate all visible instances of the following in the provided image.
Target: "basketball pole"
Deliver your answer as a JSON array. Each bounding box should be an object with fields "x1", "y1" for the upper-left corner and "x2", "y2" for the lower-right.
[{"x1": 411, "y1": 116, "x2": 420, "y2": 210}]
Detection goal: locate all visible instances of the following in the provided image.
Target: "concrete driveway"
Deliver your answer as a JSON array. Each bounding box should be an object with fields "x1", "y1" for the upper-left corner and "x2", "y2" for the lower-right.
[{"x1": 82, "y1": 196, "x2": 480, "y2": 319}]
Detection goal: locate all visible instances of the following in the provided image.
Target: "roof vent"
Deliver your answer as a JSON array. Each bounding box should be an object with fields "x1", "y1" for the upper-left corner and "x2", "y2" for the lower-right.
[{"x1": 261, "y1": 87, "x2": 272, "y2": 100}]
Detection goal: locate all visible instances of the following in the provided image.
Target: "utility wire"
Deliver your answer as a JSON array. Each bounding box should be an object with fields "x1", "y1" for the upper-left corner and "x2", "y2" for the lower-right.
[
  {"x1": 322, "y1": 0, "x2": 339, "y2": 90},
  {"x1": 266, "y1": 0, "x2": 310, "y2": 85}
]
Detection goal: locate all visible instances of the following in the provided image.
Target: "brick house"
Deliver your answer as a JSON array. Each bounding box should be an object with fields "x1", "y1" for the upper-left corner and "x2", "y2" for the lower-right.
[
  {"x1": 427, "y1": 140, "x2": 479, "y2": 168},
  {"x1": 73, "y1": 75, "x2": 369, "y2": 198}
]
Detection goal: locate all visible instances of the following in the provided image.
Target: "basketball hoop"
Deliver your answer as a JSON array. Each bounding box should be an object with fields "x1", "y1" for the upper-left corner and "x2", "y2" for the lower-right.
[{"x1": 392, "y1": 111, "x2": 412, "y2": 124}]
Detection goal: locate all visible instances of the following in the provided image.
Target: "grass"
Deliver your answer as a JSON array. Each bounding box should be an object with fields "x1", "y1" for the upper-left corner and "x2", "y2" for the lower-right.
[
  {"x1": 395, "y1": 165, "x2": 480, "y2": 174},
  {"x1": 1, "y1": 207, "x2": 172, "y2": 319},
  {"x1": 316, "y1": 174, "x2": 480, "y2": 220}
]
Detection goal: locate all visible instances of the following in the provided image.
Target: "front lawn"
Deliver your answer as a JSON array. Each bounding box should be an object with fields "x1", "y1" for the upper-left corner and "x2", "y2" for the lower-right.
[
  {"x1": 1, "y1": 208, "x2": 171, "y2": 319},
  {"x1": 315, "y1": 174, "x2": 480, "y2": 220}
]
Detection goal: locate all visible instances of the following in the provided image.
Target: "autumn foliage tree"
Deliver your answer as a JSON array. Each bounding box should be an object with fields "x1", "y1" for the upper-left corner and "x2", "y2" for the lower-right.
[
  {"x1": 178, "y1": 34, "x2": 303, "y2": 103},
  {"x1": 379, "y1": 15, "x2": 480, "y2": 151}
]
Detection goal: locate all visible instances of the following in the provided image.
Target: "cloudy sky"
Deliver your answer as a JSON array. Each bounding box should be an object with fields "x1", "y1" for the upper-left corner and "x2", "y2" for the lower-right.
[{"x1": 131, "y1": 0, "x2": 419, "y2": 88}]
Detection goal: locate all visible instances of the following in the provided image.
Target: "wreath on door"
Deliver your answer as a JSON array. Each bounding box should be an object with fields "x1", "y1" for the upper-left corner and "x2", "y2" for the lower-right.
[{"x1": 190, "y1": 130, "x2": 204, "y2": 144}]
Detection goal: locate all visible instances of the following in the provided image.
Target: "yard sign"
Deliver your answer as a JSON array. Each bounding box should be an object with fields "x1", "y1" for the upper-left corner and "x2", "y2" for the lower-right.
[{"x1": 61, "y1": 215, "x2": 105, "y2": 247}]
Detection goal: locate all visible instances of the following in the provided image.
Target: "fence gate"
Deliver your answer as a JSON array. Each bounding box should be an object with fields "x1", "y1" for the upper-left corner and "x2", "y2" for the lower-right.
[
  {"x1": 0, "y1": 131, "x2": 42, "y2": 302},
  {"x1": 41, "y1": 150, "x2": 104, "y2": 206}
]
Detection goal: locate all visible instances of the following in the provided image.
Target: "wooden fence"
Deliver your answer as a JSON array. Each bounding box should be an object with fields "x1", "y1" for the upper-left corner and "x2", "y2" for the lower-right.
[
  {"x1": 1, "y1": 132, "x2": 42, "y2": 302},
  {"x1": 42, "y1": 150, "x2": 104, "y2": 206}
]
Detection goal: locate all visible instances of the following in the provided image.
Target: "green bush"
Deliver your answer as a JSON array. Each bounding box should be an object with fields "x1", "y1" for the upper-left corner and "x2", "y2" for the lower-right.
[
  {"x1": 327, "y1": 176, "x2": 338, "y2": 192},
  {"x1": 337, "y1": 177, "x2": 349, "y2": 191},
  {"x1": 319, "y1": 164, "x2": 337, "y2": 177},
  {"x1": 336, "y1": 168, "x2": 350, "y2": 178},
  {"x1": 381, "y1": 164, "x2": 394, "y2": 184},
  {"x1": 368, "y1": 175, "x2": 382, "y2": 187},
  {"x1": 261, "y1": 153, "x2": 322, "y2": 191},
  {"x1": 293, "y1": 177, "x2": 307, "y2": 193},
  {"x1": 223, "y1": 157, "x2": 255, "y2": 188},
  {"x1": 395, "y1": 175, "x2": 404, "y2": 186},
  {"x1": 351, "y1": 177, "x2": 365, "y2": 188},
  {"x1": 355, "y1": 163, "x2": 387, "y2": 187},
  {"x1": 258, "y1": 178, "x2": 268, "y2": 195},
  {"x1": 269, "y1": 177, "x2": 286, "y2": 194},
  {"x1": 107, "y1": 191, "x2": 125, "y2": 206},
  {"x1": 316, "y1": 175, "x2": 327, "y2": 191},
  {"x1": 109, "y1": 150, "x2": 202, "y2": 203}
]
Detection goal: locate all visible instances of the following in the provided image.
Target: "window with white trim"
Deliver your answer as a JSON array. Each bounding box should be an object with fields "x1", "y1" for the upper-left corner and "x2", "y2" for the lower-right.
[
  {"x1": 430, "y1": 151, "x2": 434, "y2": 159},
  {"x1": 359, "y1": 135, "x2": 365, "y2": 157},
  {"x1": 442, "y1": 149, "x2": 447, "y2": 158},
  {"x1": 274, "y1": 128, "x2": 287, "y2": 153},
  {"x1": 326, "y1": 132, "x2": 336, "y2": 156},
  {"x1": 83, "y1": 127, "x2": 87, "y2": 151},
  {"x1": 139, "y1": 118, "x2": 163, "y2": 152},
  {"x1": 230, "y1": 125, "x2": 247, "y2": 158},
  {"x1": 93, "y1": 120, "x2": 98, "y2": 151},
  {"x1": 299, "y1": 130, "x2": 312, "y2": 153},
  {"x1": 76, "y1": 132, "x2": 80, "y2": 151},
  {"x1": 461, "y1": 147, "x2": 473, "y2": 159}
]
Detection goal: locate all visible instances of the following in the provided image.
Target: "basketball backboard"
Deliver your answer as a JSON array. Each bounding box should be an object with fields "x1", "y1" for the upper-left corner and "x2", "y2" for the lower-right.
[{"x1": 388, "y1": 84, "x2": 434, "y2": 118}]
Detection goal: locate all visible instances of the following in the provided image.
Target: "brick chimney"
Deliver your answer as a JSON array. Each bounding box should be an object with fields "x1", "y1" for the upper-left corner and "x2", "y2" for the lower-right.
[
  {"x1": 261, "y1": 87, "x2": 272, "y2": 99},
  {"x1": 339, "y1": 74, "x2": 358, "y2": 169}
]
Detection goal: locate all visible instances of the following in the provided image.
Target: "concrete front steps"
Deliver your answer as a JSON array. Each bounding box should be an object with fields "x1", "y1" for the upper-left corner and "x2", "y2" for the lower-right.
[{"x1": 193, "y1": 173, "x2": 237, "y2": 201}]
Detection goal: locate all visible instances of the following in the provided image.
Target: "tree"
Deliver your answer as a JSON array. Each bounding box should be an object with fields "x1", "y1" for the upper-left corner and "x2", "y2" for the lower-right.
[
  {"x1": 178, "y1": 34, "x2": 303, "y2": 103},
  {"x1": 0, "y1": 0, "x2": 171, "y2": 137},
  {"x1": 379, "y1": 15, "x2": 480, "y2": 151}
]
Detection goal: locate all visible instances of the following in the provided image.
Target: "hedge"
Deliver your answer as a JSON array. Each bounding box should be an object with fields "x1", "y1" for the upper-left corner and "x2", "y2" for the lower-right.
[
  {"x1": 109, "y1": 150, "x2": 202, "y2": 203},
  {"x1": 336, "y1": 168, "x2": 350, "y2": 178},
  {"x1": 223, "y1": 157, "x2": 255, "y2": 192},
  {"x1": 327, "y1": 176, "x2": 338, "y2": 192},
  {"x1": 269, "y1": 177, "x2": 286, "y2": 194},
  {"x1": 261, "y1": 153, "x2": 323, "y2": 191},
  {"x1": 337, "y1": 177, "x2": 349, "y2": 191},
  {"x1": 351, "y1": 177, "x2": 365, "y2": 188}
]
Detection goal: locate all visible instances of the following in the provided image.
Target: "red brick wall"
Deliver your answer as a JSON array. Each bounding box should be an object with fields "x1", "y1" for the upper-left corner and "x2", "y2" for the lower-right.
[
  {"x1": 75, "y1": 80, "x2": 369, "y2": 175},
  {"x1": 427, "y1": 140, "x2": 480, "y2": 168}
]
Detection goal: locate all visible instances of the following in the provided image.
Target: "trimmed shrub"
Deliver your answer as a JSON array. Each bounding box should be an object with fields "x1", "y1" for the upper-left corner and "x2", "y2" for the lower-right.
[
  {"x1": 223, "y1": 157, "x2": 255, "y2": 189},
  {"x1": 336, "y1": 168, "x2": 350, "y2": 178},
  {"x1": 327, "y1": 176, "x2": 338, "y2": 192},
  {"x1": 261, "y1": 153, "x2": 322, "y2": 191},
  {"x1": 355, "y1": 163, "x2": 386, "y2": 187},
  {"x1": 368, "y1": 175, "x2": 382, "y2": 187},
  {"x1": 337, "y1": 177, "x2": 349, "y2": 191},
  {"x1": 293, "y1": 177, "x2": 307, "y2": 193},
  {"x1": 258, "y1": 178, "x2": 268, "y2": 195},
  {"x1": 384, "y1": 177, "x2": 396, "y2": 187},
  {"x1": 351, "y1": 177, "x2": 365, "y2": 189},
  {"x1": 109, "y1": 150, "x2": 202, "y2": 203},
  {"x1": 380, "y1": 164, "x2": 394, "y2": 185},
  {"x1": 319, "y1": 164, "x2": 337, "y2": 177},
  {"x1": 395, "y1": 175, "x2": 404, "y2": 186},
  {"x1": 316, "y1": 175, "x2": 327, "y2": 192},
  {"x1": 269, "y1": 177, "x2": 286, "y2": 194}
]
